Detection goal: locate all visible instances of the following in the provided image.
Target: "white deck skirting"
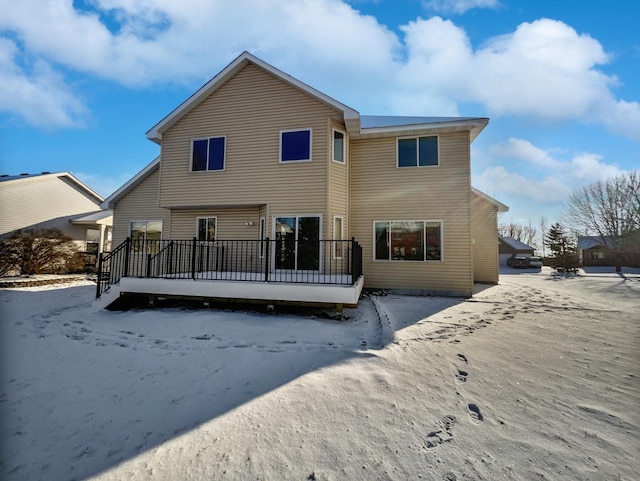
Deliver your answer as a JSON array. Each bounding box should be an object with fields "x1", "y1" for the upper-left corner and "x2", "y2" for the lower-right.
[{"x1": 95, "y1": 275, "x2": 364, "y2": 309}]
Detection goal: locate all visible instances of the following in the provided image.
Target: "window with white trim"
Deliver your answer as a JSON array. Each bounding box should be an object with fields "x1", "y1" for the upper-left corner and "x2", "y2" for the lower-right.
[
  {"x1": 374, "y1": 220, "x2": 442, "y2": 261},
  {"x1": 280, "y1": 129, "x2": 312, "y2": 162},
  {"x1": 332, "y1": 129, "x2": 345, "y2": 163},
  {"x1": 397, "y1": 135, "x2": 439, "y2": 167},
  {"x1": 130, "y1": 220, "x2": 162, "y2": 253},
  {"x1": 192, "y1": 136, "x2": 225, "y2": 171},
  {"x1": 85, "y1": 228, "x2": 100, "y2": 255},
  {"x1": 197, "y1": 217, "x2": 216, "y2": 241}
]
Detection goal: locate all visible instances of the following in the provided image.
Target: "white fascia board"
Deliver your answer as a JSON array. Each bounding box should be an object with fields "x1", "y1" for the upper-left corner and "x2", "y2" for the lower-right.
[
  {"x1": 100, "y1": 157, "x2": 160, "y2": 209},
  {"x1": 61, "y1": 172, "x2": 105, "y2": 203},
  {"x1": 146, "y1": 52, "x2": 360, "y2": 142}
]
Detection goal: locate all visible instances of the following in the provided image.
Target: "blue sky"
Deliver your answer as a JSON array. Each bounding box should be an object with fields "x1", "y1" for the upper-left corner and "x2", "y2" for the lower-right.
[{"x1": 1, "y1": 0, "x2": 638, "y2": 226}]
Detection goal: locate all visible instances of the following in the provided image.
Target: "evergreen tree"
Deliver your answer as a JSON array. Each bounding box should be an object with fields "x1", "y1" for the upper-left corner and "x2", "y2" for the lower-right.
[{"x1": 545, "y1": 223, "x2": 580, "y2": 273}]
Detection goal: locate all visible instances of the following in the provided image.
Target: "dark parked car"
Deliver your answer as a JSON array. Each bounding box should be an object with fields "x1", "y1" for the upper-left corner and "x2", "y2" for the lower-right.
[
  {"x1": 507, "y1": 255, "x2": 543, "y2": 269},
  {"x1": 507, "y1": 256, "x2": 530, "y2": 268}
]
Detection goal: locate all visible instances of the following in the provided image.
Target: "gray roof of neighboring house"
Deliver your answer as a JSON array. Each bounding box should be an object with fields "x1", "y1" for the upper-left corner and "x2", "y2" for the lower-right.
[
  {"x1": 500, "y1": 236, "x2": 535, "y2": 251},
  {"x1": 578, "y1": 236, "x2": 607, "y2": 250},
  {"x1": 0, "y1": 172, "x2": 56, "y2": 182}
]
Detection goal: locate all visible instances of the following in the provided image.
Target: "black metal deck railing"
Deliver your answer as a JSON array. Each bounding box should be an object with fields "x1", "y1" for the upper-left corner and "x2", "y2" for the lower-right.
[{"x1": 96, "y1": 237, "x2": 363, "y2": 298}]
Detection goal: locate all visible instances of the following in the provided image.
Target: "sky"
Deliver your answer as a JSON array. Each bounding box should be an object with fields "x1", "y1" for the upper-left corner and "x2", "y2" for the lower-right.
[{"x1": 0, "y1": 0, "x2": 638, "y2": 227}]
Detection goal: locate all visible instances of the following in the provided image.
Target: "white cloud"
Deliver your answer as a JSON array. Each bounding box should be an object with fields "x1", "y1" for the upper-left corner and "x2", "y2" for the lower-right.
[
  {"x1": 423, "y1": 0, "x2": 500, "y2": 15},
  {"x1": 0, "y1": 37, "x2": 88, "y2": 128},
  {"x1": 0, "y1": 1, "x2": 638, "y2": 139},
  {"x1": 480, "y1": 138, "x2": 626, "y2": 206},
  {"x1": 490, "y1": 138, "x2": 562, "y2": 170},
  {"x1": 475, "y1": 165, "x2": 571, "y2": 203}
]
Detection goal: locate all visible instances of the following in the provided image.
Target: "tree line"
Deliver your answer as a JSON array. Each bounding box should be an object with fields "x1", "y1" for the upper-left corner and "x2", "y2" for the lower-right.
[{"x1": 499, "y1": 170, "x2": 640, "y2": 271}]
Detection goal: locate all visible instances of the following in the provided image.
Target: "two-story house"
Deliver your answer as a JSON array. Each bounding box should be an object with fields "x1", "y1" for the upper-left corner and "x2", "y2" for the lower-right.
[{"x1": 97, "y1": 52, "x2": 507, "y2": 309}]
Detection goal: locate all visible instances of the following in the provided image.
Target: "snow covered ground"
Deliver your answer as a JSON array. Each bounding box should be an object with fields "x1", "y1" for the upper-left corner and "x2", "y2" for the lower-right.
[{"x1": 1, "y1": 267, "x2": 638, "y2": 480}]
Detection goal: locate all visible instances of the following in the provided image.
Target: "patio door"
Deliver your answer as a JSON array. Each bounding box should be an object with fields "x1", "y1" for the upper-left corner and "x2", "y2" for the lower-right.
[{"x1": 274, "y1": 216, "x2": 320, "y2": 270}]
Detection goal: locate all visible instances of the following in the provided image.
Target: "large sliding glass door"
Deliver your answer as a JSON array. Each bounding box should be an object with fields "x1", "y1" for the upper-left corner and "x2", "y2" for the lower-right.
[{"x1": 275, "y1": 216, "x2": 320, "y2": 271}]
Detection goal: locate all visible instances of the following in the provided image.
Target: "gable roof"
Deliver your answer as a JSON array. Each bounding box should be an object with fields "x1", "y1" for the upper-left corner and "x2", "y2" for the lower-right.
[
  {"x1": 146, "y1": 52, "x2": 361, "y2": 143},
  {"x1": 499, "y1": 236, "x2": 535, "y2": 251},
  {"x1": 0, "y1": 171, "x2": 103, "y2": 204},
  {"x1": 101, "y1": 157, "x2": 160, "y2": 209},
  {"x1": 577, "y1": 235, "x2": 607, "y2": 250},
  {"x1": 145, "y1": 52, "x2": 489, "y2": 143}
]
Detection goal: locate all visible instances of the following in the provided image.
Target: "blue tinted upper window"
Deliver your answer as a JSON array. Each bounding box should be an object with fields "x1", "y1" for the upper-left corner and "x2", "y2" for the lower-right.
[
  {"x1": 398, "y1": 136, "x2": 438, "y2": 167},
  {"x1": 192, "y1": 137, "x2": 225, "y2": 171},
  {"x1": 281, "y1": 129, "x2": 311, "y2": 162}
]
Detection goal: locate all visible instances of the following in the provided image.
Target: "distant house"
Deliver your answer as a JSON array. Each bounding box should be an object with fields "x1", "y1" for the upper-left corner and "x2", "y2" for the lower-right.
[
  {"x1": 0, "y1": 172, "x2": 113, "y2": 255},
  {"x1": 96, "y1": 52, "x2": 508, "y2": 309},
  {"x1": 578, "y1": 235, "x2": 640, "y2": 268},
  {"x1": 499, "y1": 236, "x2": 535, "y2": 265}
]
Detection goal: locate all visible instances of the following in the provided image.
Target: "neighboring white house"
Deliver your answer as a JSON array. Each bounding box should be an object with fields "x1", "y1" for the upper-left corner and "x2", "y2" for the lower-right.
[{"x1": 0, "y1": 172, "x2": 113, "y2": 255}]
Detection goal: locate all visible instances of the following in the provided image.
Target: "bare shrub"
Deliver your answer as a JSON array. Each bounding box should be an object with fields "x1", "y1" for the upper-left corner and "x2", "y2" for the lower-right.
[{"x1": 0, "y1": 228, "x2": 78, "y2": 275}]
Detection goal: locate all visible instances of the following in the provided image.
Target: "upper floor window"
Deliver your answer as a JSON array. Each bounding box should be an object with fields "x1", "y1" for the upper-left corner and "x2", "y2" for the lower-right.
[
  {"x1": 192, "y1": 136, "x2": 225, "y2": 171},
  {"x1": 280, "y1": 129, "x2": 312, "y2": 162},
  {"x1": 333, "y1": 129, "x2": 345, "y2": 163},
  {"x1": 197, "y1": 217, "x2": 216, "y2": 241},
  {"x1": 397, "y1": 135, "x2": 439, "y2": 168}
]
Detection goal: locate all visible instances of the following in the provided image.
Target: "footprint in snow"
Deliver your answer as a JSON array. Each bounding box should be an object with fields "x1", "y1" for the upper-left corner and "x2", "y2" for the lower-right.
[{"x1": 467, "y1": 403, "x2": 484, "y2": 423}]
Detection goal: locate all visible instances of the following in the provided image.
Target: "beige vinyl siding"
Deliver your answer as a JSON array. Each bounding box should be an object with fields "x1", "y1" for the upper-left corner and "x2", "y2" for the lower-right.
[
  {"x1": 0, "y1": 175, "x2": 101, "y2": 238},
  {"x1": 471, "y1": 193, "x2": 499, "y2": 284},
  {"x1": 112, "y1": 169, "x2": 170, "y2": 246},
  {"x1": 327, "y1": 120, "x2": 349, "y2": 240},
  {"x1": 350, "y1": 131, "x2": 473, "y2": 296},
  {"x1": 159, "y1": 63, "x2": 338, "y2": 224},
  {"x1": 169, "y1": 207, "x2": 261, "y2": 240}
]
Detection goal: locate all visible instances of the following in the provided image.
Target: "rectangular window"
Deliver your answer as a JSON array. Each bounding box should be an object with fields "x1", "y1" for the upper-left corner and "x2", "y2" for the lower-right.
[
  {"x1": 85, "y1": 228, "x2": 100, "y2": 255},
  {"x1": 192, "y1": 136, "x2": 225, "y2": 171},
  {"x1": 280, "y1": 129, "x2": 312, "y2": 162},
  {"x1": 397, "y1": 135, "x2": 438, "y2": 167},
  {"x1": 333, "y1": 216, "x2": 344, "y2": 258},
  {"x1": 197, "y1": 217, "x2": 216, "y2": 241},
  {"x1": 374, "y1": 220, "x2": 442, "y2": 261},
  {"x1": 333, "y1": 129, "x2": 345, "y2": 163},
  {"x1": 130, "y1": 220, "x2": 162, "y2": 253}
]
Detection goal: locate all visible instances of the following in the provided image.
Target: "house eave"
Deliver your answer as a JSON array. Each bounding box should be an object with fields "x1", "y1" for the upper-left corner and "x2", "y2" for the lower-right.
[{"x1": 353, "y1": 118, "x2": 489, "y2": 141}]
